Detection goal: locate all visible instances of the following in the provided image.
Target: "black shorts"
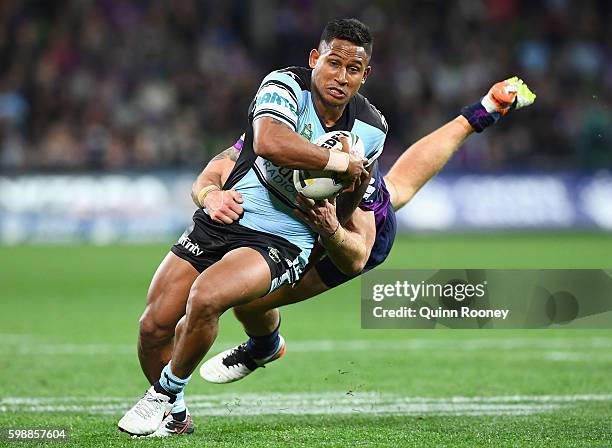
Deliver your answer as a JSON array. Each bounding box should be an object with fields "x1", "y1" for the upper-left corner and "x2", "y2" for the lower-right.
[{"x1": 171, "y1": 211, "x2": 304, "y2": 293}]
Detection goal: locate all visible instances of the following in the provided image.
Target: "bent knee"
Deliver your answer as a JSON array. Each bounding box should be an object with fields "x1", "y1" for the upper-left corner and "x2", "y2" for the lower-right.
[
  {"x1": 186, "y1": 287, "x2": 228, "y2": 321},
  {"x1": 233, "y1": 302, "x2": 271, "y2": 320},
  {"x1": 139, "y1": 310, "x2": 176, "y2": 344},
  {"x1": 233, "y1": 304, "x2": 250, "y2": 320}
]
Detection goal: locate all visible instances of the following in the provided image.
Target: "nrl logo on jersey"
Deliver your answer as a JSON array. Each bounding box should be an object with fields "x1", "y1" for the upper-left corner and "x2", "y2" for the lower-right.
[{"x1": 300, "y1": 123, "x2": 313, "y2": 141}]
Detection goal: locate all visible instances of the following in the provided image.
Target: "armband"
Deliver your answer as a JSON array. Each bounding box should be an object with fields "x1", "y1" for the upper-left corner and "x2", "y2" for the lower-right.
[{"x1": 197, "y1": 185, "x2": 221, "y2": 208}]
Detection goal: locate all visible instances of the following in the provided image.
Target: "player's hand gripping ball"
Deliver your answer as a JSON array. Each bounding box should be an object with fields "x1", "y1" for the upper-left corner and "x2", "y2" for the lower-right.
[{"x1": 293, "y1": 131, "x2": 365, "y2": 200}]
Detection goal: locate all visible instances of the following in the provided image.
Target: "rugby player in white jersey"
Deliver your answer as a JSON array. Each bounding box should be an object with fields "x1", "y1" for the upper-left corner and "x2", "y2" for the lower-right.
[
  {"x1": 136, "y1": 75, "x2": 534, "y2": 436},
  {"x1": 118, "y1": 18, "x2": 388, "y2": 436}
]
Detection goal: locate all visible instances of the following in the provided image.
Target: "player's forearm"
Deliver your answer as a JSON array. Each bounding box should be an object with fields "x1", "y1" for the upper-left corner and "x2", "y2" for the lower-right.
[
  {"x1": 191, "y1": 147, "x2": 238, "y2": 207},
  {"x1": 321, "y1": 225, "x2": 368, "y2": 276},
  {"x1": 336, "y1": 169, "x2": 372, "y2": 225},
  {"x1": 253, "y1": 117, "x2": 334, "y2": 170},
  {"x1": 295, "y1": 195, "x2": 374, "y2": 276},
  {"x1": 385, "y1": 116, "x2": 473, "y2": 210},
  {"x1": 320, "y1": 209, "x2": 374, "y2": 276}
]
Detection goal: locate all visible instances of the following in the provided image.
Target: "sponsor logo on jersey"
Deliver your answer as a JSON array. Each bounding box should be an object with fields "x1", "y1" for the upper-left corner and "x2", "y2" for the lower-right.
[
  {"x1": 268, "y1": 247, "x2": 281, "y2": 264},
  {"x1": 256, "y1": 92, "x2": 297, "y2": 114},
  {"x1": 257, "y1": 158, "x2": 297, "y2": 197},
  {"x1": 300, "y1": 123, "x2": 313, "y2": 141},
  {"x1": 178, "y1": 234, "x2": 204, "y2": 257}
]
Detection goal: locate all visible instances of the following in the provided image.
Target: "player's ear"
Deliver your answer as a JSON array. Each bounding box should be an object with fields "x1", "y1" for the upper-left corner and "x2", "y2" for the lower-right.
[
  {"x1": 309, "y1": 49, "x2": 320, "y2": 69},
  {"x1": 362, "y1": 66, "x2": 371, "y2": 84}
]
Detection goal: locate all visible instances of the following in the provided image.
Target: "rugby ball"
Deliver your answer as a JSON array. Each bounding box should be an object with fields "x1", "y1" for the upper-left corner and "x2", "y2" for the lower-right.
[{"x1": 293, "y1": 131, "x2": 365, "y2": 200}]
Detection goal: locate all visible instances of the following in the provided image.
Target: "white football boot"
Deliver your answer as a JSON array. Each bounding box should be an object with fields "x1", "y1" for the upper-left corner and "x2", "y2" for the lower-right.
[
  {"x1": 200, "y1": 335, "x2": 286, "y2": 384},
  {"x1": 117, "y1": 386, "x2": 174, "y2": 436}
]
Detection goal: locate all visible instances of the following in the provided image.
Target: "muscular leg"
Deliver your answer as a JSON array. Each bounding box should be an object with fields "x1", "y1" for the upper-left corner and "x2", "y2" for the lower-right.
[
  {"x1": 138, "y1": 252, "x2": 199, "y2": 383},
  {"x1": 170, "y1": 247, "x2": 272, "y2": 378},
  {"x1": 233, "y1": 267, "x2": 331, "y2": 336}
]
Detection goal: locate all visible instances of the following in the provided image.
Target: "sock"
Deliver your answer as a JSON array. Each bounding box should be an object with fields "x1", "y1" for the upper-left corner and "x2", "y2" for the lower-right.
[
  {"x1": 153, "y1": 381, "x2": 176, "y2": 401},
  {"x1": 245, "y1": 320, "x2": 281, "y2": 359},
  {"x1": 172, "y1": 409, "x2": 187, "y2": 422},
  {"x1": 157, "y1": 363, "x2": 191, "y2": 396},
  {"x1": 170, "y1": 391, "x2": 187, "y2": 421}
]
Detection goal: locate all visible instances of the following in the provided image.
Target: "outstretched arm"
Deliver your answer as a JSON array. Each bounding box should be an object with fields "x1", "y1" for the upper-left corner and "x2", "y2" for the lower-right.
[
  {"x1": 385, "y1": 76, "x2": 536, "y2": 210},
  {"x1": 385, "y1": 116, "x2": 473, "y2": 210}
]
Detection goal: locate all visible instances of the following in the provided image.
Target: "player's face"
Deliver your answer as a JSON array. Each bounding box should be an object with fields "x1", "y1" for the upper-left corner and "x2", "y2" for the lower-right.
[{"x1": 309, "y1": 39, "x2": 371, "y2": 108}]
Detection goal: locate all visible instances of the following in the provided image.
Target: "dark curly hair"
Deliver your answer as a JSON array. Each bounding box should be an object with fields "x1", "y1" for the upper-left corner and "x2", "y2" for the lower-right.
[{"x1": 319, "y1": 18, "x2": 373, "y2": 57}]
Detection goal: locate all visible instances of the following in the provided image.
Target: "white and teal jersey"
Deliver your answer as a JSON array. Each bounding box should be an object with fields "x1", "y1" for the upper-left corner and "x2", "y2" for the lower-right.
[{"x1": 222, "y1": 66, "x2": 388, "y2": 261}]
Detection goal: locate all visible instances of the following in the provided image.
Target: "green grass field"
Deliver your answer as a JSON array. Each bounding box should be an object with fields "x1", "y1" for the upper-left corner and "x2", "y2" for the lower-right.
[{"x1": 1, "y1": 233, "x2": 611, "y2": 447}]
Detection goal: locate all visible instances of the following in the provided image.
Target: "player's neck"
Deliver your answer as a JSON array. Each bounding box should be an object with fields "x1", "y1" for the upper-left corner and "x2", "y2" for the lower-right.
[{"x1": 312, "y1": 91, "x2": 345, "y2": 128}]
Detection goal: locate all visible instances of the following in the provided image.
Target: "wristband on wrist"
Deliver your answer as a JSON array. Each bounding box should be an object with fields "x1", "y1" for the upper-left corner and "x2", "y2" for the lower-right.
[
  {"x1": 460, "y1": 101, "x2": 500, "y2": 133},
  {"x1": 322, "y1": 222, "x2": 346, "y2": 246},
  {"x1": 197, "y1": 185, "x2": 221, "y2": 208},
  {"x1": 324, "y1": 150, "x2": 350, "y2": 172}
]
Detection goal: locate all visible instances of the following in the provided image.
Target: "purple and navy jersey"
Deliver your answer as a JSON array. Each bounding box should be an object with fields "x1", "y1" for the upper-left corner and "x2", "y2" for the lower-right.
[
  {"x1": 356, "y1": 161, "x2": 396, "y2": 275},
  {"x1": 358, "y1": 161, "x2": 392, "y2": 234}
]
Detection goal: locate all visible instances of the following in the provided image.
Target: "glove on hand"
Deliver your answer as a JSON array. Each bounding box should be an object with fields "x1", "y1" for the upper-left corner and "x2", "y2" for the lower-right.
[{"x1": 461, "y1": 76, "x2": 536, "y2": 133}]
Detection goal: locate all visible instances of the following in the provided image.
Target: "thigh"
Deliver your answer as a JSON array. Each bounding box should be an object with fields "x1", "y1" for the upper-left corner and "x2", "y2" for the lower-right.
[
  {"x1": 142, "y1": 252, "x2": 200, "y2": 329},
  {"x1": 188, "y1": 247, "x2": 272, "y2": 312}
]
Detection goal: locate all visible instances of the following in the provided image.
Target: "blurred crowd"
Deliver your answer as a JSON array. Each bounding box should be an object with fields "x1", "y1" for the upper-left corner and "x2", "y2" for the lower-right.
[{"x1": 0, "y1": 0, "x2": 610, "y2": 173}]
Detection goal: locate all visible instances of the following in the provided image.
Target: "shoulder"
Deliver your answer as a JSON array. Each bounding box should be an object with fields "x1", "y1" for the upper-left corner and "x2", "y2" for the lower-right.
[
  {"x1": 353, "y1": 93, "x2": 388, "y2": 134},
  {"x1": 275, "y1": 66, "x2": 311, "y2": 91},
  {"x1": 262, "y1": 66, "x2": 311, "y2": 93}
]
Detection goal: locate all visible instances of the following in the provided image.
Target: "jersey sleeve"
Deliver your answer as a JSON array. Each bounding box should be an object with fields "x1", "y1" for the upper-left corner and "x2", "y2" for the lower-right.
[
  {"x1": 364, "y1": 131, "x2": 386, "y2": 168},
  {"x1": 233, "y1": 133, "x2": 246, "y2": 152},
  {"x1": 252, "y1": 70, "x2": 304, "y2": 132},
  {"x1": 353, "y1": 98, "x2": 388, "y2": 168},
  {"x1": 364, "y1": 105, "x2": 387, "y2": 167}
]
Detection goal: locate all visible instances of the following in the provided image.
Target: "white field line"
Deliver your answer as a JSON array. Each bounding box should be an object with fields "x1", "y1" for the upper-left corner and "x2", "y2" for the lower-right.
[
  {"x1": 542, "y1": 351, "x2": 612, "y2": 362},
  {"x1": 0, "y1": 393, "x2": 609, "y2": 417},
  {"x1": 2, "y1": 337, "x2": 612, "y2": 356},
  {"x1": 0, "y1": 334, "x2": 36, "y2": 342}
]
